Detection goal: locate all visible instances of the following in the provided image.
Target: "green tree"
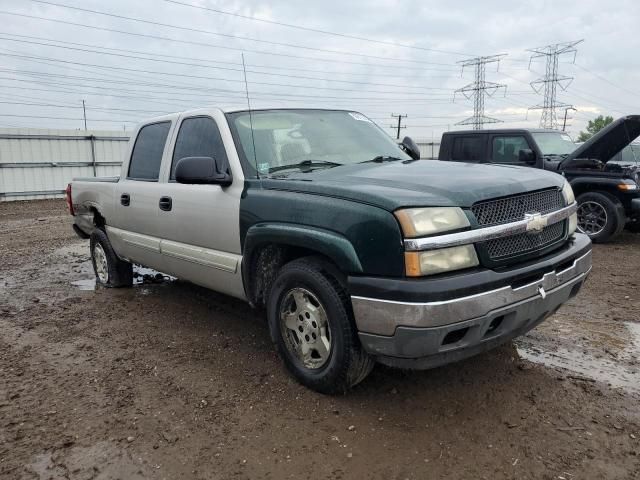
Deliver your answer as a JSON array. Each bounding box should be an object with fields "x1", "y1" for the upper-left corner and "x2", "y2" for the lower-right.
[{"x1": 576, "y1": 115, "x2": 614, "y2": 142}]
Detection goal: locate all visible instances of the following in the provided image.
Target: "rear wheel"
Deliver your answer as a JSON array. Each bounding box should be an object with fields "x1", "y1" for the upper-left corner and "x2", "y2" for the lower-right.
[
  {"x1": 576, "y1": 192, "x2": 625, "y2": 243},
  {"x1": 90, "y1": 229, "x2": 133, "y2": 287},
  {"x1": 267, "y1": 257, "x2": 374, "y2": 394}
]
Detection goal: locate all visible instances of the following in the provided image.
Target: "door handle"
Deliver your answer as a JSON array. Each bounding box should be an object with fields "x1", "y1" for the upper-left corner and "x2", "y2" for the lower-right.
[
  {"x1": 159, "y1": 196, "x2": 172, "y2": 211},
  {"x1": 120, "y1": 193, "x2": 130, "y2": 206}
]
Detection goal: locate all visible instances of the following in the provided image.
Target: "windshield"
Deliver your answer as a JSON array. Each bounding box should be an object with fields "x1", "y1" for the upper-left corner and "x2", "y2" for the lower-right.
[
  {"x1": 227, "y1": 109, "x2": 410, "y2": 175},
  {"x1": 531, "y1": 132, "x2": 576, "y2": 156}
]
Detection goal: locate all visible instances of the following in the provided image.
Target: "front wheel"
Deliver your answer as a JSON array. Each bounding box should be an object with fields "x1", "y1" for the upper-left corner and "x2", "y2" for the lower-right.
[
  {"x1": 267, "y1": 257, "x2": 374, "y2": 394},
  {"x1": 89, "y1": 229, "x2": 133, "y2": 287},
  {"x1": 576, "y1": 192, "x2": 625, "y2": 243}
]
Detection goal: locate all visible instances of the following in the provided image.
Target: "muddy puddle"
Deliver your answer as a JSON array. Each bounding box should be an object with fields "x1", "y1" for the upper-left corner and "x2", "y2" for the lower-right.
[{"x1": 517, "y1": 321, "x2": 640, "y2": 394}]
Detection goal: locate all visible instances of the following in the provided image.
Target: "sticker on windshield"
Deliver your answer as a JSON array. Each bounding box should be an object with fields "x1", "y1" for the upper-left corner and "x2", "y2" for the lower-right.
[
  {"x1": 349, "y1": 112, "x2": 372, "y2": 122},
  {"x1": 258, "y1": 162, "x2": 270, "y2": 173}
]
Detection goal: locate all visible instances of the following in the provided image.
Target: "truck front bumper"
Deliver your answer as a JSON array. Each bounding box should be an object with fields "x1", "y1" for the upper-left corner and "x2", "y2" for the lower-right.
[{"x1": 349, "y1": 233, "x2": 592, "y2": 369}]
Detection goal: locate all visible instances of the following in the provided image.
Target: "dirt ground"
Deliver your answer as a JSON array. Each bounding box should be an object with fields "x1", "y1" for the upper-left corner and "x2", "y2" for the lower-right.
[{"x1": 1, "y1": 199, "x2": 639, "y2": 480}]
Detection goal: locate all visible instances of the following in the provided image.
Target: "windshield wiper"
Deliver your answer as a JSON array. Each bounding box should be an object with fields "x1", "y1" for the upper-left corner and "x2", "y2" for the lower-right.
[
  {"x1": 268, "y1": 159, "x2": 344, "y2": 174},
  {"x1": 360, "y1": 155, "x2": 404, "y2": 163}
]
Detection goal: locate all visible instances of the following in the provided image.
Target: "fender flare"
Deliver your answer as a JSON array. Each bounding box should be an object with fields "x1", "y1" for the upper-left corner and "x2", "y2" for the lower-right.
[
  {"x1": 242, "y1": 223, "x2": 363, "y2": 304},
  {"x1": 243, "y1": 223, "x2": 363, "y2": 274},
  {"x1": 569, "y1": 176, "x2": 624, "y2": 195}
]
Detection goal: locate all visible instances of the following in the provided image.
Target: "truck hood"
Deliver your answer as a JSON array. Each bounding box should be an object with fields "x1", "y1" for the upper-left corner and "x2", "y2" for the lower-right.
[
  {"x1": 562, "y1": 115, "x2": 640, "y2": 167},
  {"x1": 260, "y1": 160, "x2": 564, "y2": 211}
]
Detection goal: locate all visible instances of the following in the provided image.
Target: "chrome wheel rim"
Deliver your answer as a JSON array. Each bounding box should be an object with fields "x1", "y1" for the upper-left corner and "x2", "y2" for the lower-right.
[
  {"x1": 577, "y1": 201, "x2": 608, "y2": 236},
  {"x1": 279, "y1": 288, "x2": 331, "y2": 369},
  {"x1": 93, "y1": 243, "x2": 109, "y2": 283}
]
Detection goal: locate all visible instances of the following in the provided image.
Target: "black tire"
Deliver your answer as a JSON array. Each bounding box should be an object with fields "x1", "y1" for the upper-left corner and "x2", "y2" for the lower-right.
[
  {"x1": 89, "y1": 229, "x2": 133, "y2": 287},
  {"x1": 576, "y1": 192, "x2": 625, "y2": 243},
  {"x1": 267, "y1": 257, "x2": 374, "y2": 394}
]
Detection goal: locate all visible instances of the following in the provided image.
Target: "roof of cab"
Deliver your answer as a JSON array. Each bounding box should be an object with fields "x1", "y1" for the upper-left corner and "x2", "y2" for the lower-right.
[
  {"x1": 443, "y1": 128, "x2": 560, "y2": 135},
  {"x1": 138, "y1": 106, "x2": 360, "y2": 125}
]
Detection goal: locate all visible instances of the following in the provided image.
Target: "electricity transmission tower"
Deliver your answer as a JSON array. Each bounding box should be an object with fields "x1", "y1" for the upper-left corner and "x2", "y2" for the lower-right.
[
  {"x1": 527, "y1": 40, "x2": 583, "y2": 129},
  {"x1": 454, "y1": 55, "x2": 507, "y2": 130}
]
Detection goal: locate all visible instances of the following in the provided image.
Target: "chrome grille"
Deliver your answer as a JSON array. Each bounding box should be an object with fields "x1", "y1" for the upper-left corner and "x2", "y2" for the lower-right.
[
  {"x1": 484, "y1": 221, "x2": 565, "y2": 259},
  {"x1": 472, "y1": 188, "x2": 564, "y2": 226}
]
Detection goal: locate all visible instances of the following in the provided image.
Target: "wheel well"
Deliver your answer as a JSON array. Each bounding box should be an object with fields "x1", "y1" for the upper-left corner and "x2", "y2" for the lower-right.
[
  {"x1": 91, "y1": 208, "x2": 106, "y2": 229},
  {"x1": 246, "y1": 243, "x2": 345, "y2": 309}
]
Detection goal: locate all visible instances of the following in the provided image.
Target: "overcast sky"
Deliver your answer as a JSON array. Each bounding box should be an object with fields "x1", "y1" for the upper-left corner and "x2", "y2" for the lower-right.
[{"x1": 0, "y1": 0, "x2": 639, "y2": 141}]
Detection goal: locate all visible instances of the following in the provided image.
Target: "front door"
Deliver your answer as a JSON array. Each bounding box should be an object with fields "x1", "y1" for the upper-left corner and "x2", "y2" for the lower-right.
[
  {"x1": 488, "y1": 134, "x2": 534, "y2": 167},
  {"x1": 157, "y1": 114, "x2": 246, "y2": 299}
]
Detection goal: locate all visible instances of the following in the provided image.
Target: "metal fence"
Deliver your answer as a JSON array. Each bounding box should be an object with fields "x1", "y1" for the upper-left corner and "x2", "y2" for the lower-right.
[
  {"x1": 0, "y1": 129, "x2": 440, "y2": 201},
  {"x1": 0, "y1": 128, "x2": 130, "y2": 201},
  {"x1": 416, "y1": 140, "x2": 441, "y2": 160}
]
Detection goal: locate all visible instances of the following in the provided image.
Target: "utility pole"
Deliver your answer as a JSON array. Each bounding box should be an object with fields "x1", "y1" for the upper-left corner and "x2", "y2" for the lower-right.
[
  {"x1": 454, "y1": 54, "x2": 507, "y2": 130},
  {"x1": 82, "y1": 99, "x2": 87, "y2": 131},
  {"x1": 390, "y1": 113, "x2": 407, "y2": 139},
  {"x1": 562, "y1": 107, "x2": 577, "y2": 131},
  {"x1": 527, "y1": 40, "x2": 583, "y2": 129}
]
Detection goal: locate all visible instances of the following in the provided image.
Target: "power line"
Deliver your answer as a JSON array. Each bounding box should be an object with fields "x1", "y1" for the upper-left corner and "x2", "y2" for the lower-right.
[
  {"x1": 159, "y1": 0, "x2": 475, "y2": 57},
  {"x1": 28, "y1": 1, "x2": 459, "y2": 67},
  {"x1": 0, "y1": 55, "x2": 456, "y2": 96},
  {"x1": 0, "y1": 75, "x2": 463, "y2": 104},
  {"x1": 454, "y1": 55, "x2": 508, "y2": 129},
  {"x1": 0, "y1": 32, "x2": 460, "y2": 77},
  {"x1": 0, "y1": 10, "x2": 465, "y2": 72},
  {"x1": 527, "y1": 40, "x2": 583, "y2": 129},
  {"x1": 0, "y1": 99, "x2": 170, "y2": 115},
  {"x1": 0, "y1": 113, "x2": 137, "y2": 123},
  {"x1": 572, "y1": 63, "x2": 640, "y2": 100},
  {"x1": 0, "y1": 37, "x2": 460, "y2": 91}
]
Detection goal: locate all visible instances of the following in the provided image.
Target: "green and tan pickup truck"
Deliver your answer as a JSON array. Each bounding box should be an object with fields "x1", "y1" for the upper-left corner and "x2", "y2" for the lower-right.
[{"x1": 68, "y1": 108, "x2": 592, "y2": 393}]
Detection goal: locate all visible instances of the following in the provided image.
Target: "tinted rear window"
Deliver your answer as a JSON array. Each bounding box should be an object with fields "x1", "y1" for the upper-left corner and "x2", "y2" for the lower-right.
[
  {"x1": 452, "y1": 136, "x2": 483, "y2": 161},
  {"x1": 128, "y1": 122, "x2": 172, "y2": 180}
]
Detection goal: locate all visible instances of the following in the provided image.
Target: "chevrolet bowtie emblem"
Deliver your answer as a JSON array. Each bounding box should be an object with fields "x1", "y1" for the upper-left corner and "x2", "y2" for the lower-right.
[{"x1": 525, "y1": 212, "x2": 547, "y2": 234}]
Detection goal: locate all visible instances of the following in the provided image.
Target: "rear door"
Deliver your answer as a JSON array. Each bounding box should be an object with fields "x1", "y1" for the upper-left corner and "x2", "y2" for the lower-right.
[
  {"x1": 449, "y1": 135, "x2": 486, "y2": 163},
  {"x1": 157, "y1": 111, "x2": 246, "y2": 299},
  {"x1": 108, "y1": 119, "x2": 174, "y2": 269}
]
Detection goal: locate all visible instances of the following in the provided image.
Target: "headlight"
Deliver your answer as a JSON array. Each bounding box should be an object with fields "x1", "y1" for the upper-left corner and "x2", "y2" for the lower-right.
[
  {"x1": 561, "y1": 181, "x2": 575, "y2": 205},
  {"x1": 395, "y1": 207, "x2": 470, "y2": 238},
  {"x1": 405, "y1": 245, "x2": 479, "y2": 276}
]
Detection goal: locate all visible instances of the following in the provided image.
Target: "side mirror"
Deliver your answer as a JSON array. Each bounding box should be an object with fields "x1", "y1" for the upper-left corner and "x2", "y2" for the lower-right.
[
  {"x1": 518, "y1": 149, "x2": 536, "y2": 165},
  {"x1": 175, "y1": 156, "x2": 232, "y2": 186},
  {"x1": 400, "y1": 136, "x2": 420, "y2": 160}
]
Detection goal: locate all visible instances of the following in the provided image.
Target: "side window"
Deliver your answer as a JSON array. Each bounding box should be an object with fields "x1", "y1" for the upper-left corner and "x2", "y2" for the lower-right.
[
  {"x1": 491, "y1": 136, "x2": 531, "y2": 164},
  {"x1": 127, "y1": 122, "x2": 171, "y2": 181},
  {"x1": 451, "y1": 136, "x2": 483, "y2": 161},
  {"x1": 171, "y1": 116, "x2": 229, "y2": 180}
]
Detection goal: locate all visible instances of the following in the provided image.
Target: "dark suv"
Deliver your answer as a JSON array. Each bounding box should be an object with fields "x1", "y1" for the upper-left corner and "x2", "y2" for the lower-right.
[{"x1": 438, "y1": 116, "x2": 640, "y2": 242}]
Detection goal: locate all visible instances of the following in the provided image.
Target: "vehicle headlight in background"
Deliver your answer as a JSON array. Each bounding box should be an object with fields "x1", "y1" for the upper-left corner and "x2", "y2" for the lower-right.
[
  {"x1": 395, "y1": 207, "x2": 470, "y2": 238},
  {"x1": 405, "y1": 245, "x2": 479, "y2": 277},
  {"x1": 617, "y1": 181, "x2": 638, "y2": 191},
  {"x1": 561, "y1": 180, "x2": 575, "y2": 205}
]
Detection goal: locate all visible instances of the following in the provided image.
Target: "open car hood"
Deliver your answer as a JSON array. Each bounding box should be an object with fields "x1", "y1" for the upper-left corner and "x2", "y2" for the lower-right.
[{"x1": 561, "y1": 115, "x2": 640, "y2": 167}]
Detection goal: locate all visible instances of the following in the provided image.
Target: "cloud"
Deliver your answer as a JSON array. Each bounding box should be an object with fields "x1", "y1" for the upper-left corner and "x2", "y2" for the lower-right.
[{"x1": 0, "y1": 0, "x2": 638, "y2": 139}]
